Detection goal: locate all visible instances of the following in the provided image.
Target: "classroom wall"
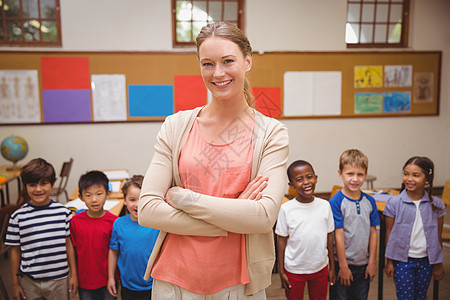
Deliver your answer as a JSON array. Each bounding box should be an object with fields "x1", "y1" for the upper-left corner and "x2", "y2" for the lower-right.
[{"x1": 0, "y1": 0, "x2": 449, "y2": 200}]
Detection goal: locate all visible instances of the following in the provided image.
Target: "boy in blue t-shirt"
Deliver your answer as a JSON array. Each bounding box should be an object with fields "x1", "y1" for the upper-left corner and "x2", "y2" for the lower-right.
[
  {"x1": 5, "y1": 158, "x2": 78, "y2": 300},
  {"x1": 107, "y1": 175, "x2": 159, "y2": 300},
  {"x1": 329, "y1": 149, "x2": 380, "y2": 300}
]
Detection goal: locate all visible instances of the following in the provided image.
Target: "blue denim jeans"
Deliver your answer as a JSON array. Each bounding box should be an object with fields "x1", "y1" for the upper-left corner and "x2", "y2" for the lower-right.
[
  {"x1": 393, "y1": 257, "x2": 432, "y2": 300},
  {"x1": 79, "y1": 286, "x2": 116, "y2": 300},
  {"x1": 329, "y1": 264, "x2": 370, "y2": 300}
]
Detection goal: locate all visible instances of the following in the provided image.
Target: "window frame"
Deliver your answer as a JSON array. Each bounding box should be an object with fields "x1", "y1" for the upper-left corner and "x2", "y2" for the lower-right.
[
  {"x1": 346, "y1": 0, "x2": 410, "y2": 48},
  {"x1": 171, "y1": 0, "x2": 245, "y2": 48},
  {"x1": 0, "y1": 0, "x2": 62, "y2": 47}
]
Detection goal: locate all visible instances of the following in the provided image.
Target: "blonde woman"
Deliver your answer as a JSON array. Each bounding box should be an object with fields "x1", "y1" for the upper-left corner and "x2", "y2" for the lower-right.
[{"x1": 139, "y1": 22, "x2": 289, "y2": 299}]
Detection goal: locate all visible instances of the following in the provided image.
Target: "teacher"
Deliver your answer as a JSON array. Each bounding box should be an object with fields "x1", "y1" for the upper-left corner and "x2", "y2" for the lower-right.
[{"x1": 138, "y1": 21, "x2": 289, "y2": 299}]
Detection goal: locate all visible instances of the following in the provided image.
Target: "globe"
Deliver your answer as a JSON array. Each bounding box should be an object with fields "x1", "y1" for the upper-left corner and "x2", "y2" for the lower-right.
[{"x1": 1, "y1": 135, "x2": 29, "y2": 170}]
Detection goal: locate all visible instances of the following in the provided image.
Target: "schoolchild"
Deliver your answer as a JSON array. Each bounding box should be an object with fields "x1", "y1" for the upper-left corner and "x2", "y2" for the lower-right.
[
  {"x1": 70, "y1": 170, "x2": 117, "y2": 299},
  {"x1": 384, "y1": 156, "x2": 446, "y2": 300},
  {"x1": 107, "y1": 175, "x2": 159, "y2": 300},
  {"x1": 5, "y1": 158, "x2": 78, "y2": 300},
  {"x1": 275, "y1": 160, "x2": 335, "y2": 300},
  {"x1": 329, "y1": 149, "x2": 379, "y2": 300}
]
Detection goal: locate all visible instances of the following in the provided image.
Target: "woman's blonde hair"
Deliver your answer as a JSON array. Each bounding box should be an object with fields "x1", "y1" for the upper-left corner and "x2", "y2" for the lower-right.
[{"x1": 196, "y1": 22, "x2": 254, "y2": 107}]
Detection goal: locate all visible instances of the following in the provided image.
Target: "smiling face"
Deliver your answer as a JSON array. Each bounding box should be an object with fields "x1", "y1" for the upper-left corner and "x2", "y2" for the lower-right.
[
  {"x1": 79, "y1": 185, "x2": 110, "y2": 218},
  {"x1": 198, "y1": 37, "x2": 252, "y2": 103},
  {"x1": 339, "y1": 164, "x2": 367, "y2": 198},
  {"x1": 403, "y1": 164, "x2": 427, "y2": 198},
  {"x1": 26, "y1": 180, "x2": 53, "y2": 206},
  {"x1": 289, "y1": 164, "x2": 318, "y2": 203},
  {"x1": 124, "y1": 185, "x2": 140, "y2": 221}
]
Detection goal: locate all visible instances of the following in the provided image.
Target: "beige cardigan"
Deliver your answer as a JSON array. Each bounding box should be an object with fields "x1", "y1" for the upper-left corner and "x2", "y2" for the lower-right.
[{"x1": 138, "y1": 107, "x2": 289, "y2": 295}]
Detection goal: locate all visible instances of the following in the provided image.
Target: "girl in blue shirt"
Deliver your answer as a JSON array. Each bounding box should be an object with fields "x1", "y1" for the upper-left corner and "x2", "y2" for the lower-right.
[
  {"x1": 384, "y1": 156, "x2": 445, "y2": 300},
  {"x1": 107, "y1": 175, "x2": 159, "y2": 300}
]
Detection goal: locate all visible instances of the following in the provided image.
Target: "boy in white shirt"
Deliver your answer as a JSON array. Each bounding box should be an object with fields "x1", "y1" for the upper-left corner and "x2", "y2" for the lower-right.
[{"x1": 275, "y1": 160, "x2": 335, "y2": 300}]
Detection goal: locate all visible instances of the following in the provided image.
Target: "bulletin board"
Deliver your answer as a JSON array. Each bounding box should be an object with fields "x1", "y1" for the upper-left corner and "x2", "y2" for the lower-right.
[{"x1": 0, "y1": 50, "x2": 441, "y2": 125}]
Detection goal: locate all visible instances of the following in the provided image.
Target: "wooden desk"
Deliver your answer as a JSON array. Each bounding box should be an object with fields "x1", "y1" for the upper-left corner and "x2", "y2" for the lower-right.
[
  {"x1": 0, "y1": 165, "x2": 22, "y2": 207},
  {"x1": 66, "y1": 169, "x2": 129, "y2": 216},
  {"x1": 69, "y1": 169, "x2": 129, "y2": 200},
  {"x1": 69, "y1": 182, "x2": 125, "y2": 200},
  {"x1": 65, "y1": 199, "x2": 124, "y2": 217}
]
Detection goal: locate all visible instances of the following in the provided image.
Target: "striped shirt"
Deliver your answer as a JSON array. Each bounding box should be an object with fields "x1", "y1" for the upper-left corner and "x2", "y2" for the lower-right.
[{"x1": 5, "y1": 200, "x2": 72, "y2": 280}]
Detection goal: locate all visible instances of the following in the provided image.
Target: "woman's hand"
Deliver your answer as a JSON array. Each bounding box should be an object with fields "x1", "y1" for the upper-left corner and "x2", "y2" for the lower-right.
[
  {"x1": 164, "y1": 186, "x2": 184, "y2": 207},
  {"x1": 238, "y1": 175, "x2": 268, "y2": 200}
]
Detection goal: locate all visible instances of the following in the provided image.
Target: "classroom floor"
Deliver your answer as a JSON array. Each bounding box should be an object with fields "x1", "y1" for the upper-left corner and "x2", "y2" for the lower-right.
[{"x1": 1, "y1": 215, "x2": 450, "y2": 300}]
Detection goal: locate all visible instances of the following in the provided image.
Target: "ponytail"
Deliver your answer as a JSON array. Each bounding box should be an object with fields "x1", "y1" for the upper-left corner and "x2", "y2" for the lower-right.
[
  {"x1": 244, "y1": 77, "x2": 254, "y2": 107},
  {"x1": 402, "y1": 156, "x2": 443, "y2": 213}
]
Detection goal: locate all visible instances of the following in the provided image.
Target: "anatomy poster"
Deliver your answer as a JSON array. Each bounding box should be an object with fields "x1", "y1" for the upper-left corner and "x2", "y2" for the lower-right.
[{"x1": 0, "y1": 70, "x2": 41, "y2": 123}]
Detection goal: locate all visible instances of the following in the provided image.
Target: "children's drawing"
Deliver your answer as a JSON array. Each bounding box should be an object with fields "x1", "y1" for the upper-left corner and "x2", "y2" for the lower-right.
[
  {"x1": 384, "y1": 92, "x2": 411, "y2": 113},
  {"x1": 414, "y1": 72, "x2": 434, "y2": 103},
  {"x1": 354, "y1": 66, "x2": 383, "y2": 88},
  {"x1": 384, "y1": 65, "x2": 412, "y2": 87},
  {"x1": 354, "y1": 93, "x2": 383, "y2": 113}
]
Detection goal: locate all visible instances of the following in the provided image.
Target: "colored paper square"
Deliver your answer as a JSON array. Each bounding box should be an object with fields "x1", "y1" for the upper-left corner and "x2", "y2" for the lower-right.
[
  {"x1": 42, "y1": 89, "x2": 92, "y2": 123},
  {"x1": 41, "y1": 57, "x2": 90, "y2": 89},
  {"x1": 129, "y1": 85, "x2": 173, "y2": 117},
  {"x1": 174, "y1": 75, "x2": 207, "y2": 112},
  {"x1": 253, "y1": 87, "x2": 281, "y2": 118}
]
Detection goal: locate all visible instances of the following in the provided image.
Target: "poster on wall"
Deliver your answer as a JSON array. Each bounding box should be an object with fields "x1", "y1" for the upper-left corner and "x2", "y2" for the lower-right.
[
  {"x1": 354, "y1": 66, "x2": 383, "y2": 88},
  {"x1": 354, "y1": 92, "x2": 383, "y2": 113},
  {"x1": 41, "y1": 57, "x2": 92, "y2": 123},
  {"x1": 0, "y1": 70, "x2": 41, "y2": 123},
  {"x1": 413, "y1": 72, "x2": 434, "y2": 103},
  {"x1": 91, "y1": 74, "x2": 127, "y2": 121},
  {"x1": 284, "y1": 71, "x2": 342, "y2": 116},
  {"x1": 384, "y1": 65, "x2": 412, "y2": 87},
  {"x1": 384, "y1": 92, "x2": 411, "y2": 113}
]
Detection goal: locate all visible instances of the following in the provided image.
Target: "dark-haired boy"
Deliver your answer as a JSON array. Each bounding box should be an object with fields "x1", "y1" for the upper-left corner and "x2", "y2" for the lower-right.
[
  {"x1": 5, "y1": 158, "x2": 78, "y2": 300},
  {"x1": 70, "y1": 170, "x2": 117, "y2": 299}
]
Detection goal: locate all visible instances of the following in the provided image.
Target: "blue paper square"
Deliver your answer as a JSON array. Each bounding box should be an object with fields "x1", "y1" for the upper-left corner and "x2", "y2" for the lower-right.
[{"x1": 128, "y1": 85, "x2": 173, "y2": 117}]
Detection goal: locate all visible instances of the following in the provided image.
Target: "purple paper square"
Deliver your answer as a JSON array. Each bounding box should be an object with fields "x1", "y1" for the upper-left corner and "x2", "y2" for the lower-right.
[{"x1": 42, "y1": 89, "x2": 92, "y2": 123}]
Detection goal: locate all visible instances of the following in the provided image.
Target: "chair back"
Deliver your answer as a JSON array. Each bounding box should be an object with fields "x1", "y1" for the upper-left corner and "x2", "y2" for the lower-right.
[
  {"x1": 56, "y1": 158, "x2": 73, "y2": 191},
  {"x1": 330, "y1": 185, "x2": 343, "y2": 198},
  {"x1": 442, "y1": 180, "x2": 450, "y2": 206}
]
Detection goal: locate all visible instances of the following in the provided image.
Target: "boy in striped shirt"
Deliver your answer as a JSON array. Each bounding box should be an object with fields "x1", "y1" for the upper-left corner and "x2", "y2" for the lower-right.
[{"x1": 5, "y1": 158, "x2": 78, "y2": 300}]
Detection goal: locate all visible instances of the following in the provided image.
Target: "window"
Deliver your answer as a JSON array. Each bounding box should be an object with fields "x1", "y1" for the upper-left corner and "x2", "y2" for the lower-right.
[
  {"x1": 0, "y1": 0, "x2": 61, "y2": 46},
  {"x1": 346, "y1": 0, "x2": 409, "y2": 48},
  {"x1": 172, "y1": 0, "x2": 244, "y2": 47}
]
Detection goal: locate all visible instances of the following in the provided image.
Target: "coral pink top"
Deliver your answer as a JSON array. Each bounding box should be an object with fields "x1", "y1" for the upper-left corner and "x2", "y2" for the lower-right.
[{"x1": 151, "y1": 116, "x2": 254, "y2": 294}]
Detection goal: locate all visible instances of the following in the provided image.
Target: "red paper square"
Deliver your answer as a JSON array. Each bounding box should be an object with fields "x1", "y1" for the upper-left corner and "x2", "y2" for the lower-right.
[
  {"x1": 41, "y1": 57, "x2": 90, "y2": 89},
  {"x1": 253, "y1": 87, "x2": 281, "y2": 118},
  {"x1": 174, "y1": 75, "x2": 207, "y2": 112}
]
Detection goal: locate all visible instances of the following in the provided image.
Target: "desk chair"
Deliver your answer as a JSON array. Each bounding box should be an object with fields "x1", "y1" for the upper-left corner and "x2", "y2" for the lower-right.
[
  {"x1": 365, "y1": 174, "x2": 377, "y2": 189},
  {"x1": 441, "y1": 181, "x2": 450, "y2": 251},
  {"x1": 441, "y1": 180, "x2": 450, "y2": 206},
  {"x1": 0, "y1": 185, "x2": 5, "y2": 208},
  {"x1": 330, "y1": 185, "x2": 342, "y2": 198},
  {"x1": 50, "y1": 158, "x2": 73, "y2": 203},
  {"x1": 0, "y1": 204, "x2": 20, "y2": 300}
]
